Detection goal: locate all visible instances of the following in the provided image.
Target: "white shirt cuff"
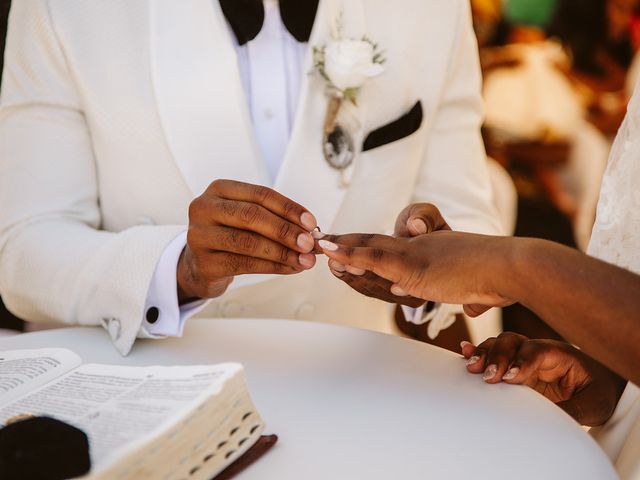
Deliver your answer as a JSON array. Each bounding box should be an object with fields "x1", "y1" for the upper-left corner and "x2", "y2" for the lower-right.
[
  {"x1": 141, "y1": 231, "x2": 207, "y2": 338},
  {"x1": 401, "y1": 304, "x2": 426, "y2": 324},
  {"x1": 401, "y1": 303, "x2": 463, "y2": 340}
]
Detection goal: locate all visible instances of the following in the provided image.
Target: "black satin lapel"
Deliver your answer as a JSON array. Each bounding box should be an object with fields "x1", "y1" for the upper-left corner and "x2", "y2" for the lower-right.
[
  {"x1": 279, "y1": 0, "x2": 319, "y2": 42},
  {"x1": 363, "y1": 102, "x2": 424, "y2": 152},
  {"x1": 219, "y1": 0, "x2": 264, "y2": 46}
]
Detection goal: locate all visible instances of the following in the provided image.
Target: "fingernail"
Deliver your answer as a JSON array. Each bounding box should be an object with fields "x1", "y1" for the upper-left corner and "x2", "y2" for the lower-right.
[
  {"x1": 409, "y1": 218, "x2": 428, "y2": 235},
  {"x1": 300, "y1": 212, "x2": 317, "y2": 231},
  {"x1": 483, "y1": 364, "x2": 498, "y2": 381},
  {"x1": 346, "y1": 266, "x2": 366, "y2": 276},
  {"x1": 502, "y1": 367, "x2": 520, "y2": 381},
  {"x1": 391, "y1": 285, "x2": 409, "y2": 297},
  {"x1": 318, "y1": 240, "x2": 339, "y2": 252},
  {"x1": 297, "y1": 233, "x2": 314, "y2": 251},
  {"x1": 330, "y1": 262, "x2": 346, "y2": 272},
  {"x1": 312, "y1": 228, "x2": 325, "y2": 240},
  {"x1": 299, "y1": 253, "x2": 315, "y2": 268},
  {"x1": 332, "y1": 270, "x2": 344, "y2": 278},
  {"x1": 466, "y1": 356, "x2": 480, "y2": 366},
  {"x1": 460, "y1": 341, "x2": 473, "y2": 351}
]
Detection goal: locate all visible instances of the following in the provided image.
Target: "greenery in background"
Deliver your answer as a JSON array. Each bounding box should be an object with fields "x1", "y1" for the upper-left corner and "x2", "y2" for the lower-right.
[{"x1": 503, "y1": 0, "x2": 558, "y2": 29}]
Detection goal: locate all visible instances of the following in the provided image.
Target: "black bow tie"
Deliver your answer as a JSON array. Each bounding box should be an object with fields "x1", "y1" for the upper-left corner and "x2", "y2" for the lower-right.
[{"x1": 220, "y1": 0, "x2": 319, "y2": 45}]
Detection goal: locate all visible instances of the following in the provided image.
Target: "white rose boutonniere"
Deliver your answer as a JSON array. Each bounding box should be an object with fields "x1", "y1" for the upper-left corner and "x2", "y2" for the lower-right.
[
  {"x1": 319, "y1": 38, "x2": 385, "y2": 102},
  {"x1": 313, "y1": 24, "x2": 385, "y2": 186}
]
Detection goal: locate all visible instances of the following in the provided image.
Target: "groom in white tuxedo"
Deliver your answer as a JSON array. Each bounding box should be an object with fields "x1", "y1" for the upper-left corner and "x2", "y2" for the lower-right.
[{"x1": 0, "y1": 0, "x2": 502, "y2": 354}]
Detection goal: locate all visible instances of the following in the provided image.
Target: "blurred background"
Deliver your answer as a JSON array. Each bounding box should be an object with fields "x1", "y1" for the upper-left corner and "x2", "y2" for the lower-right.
[
  {"x1": 472, "y1": 0, "x2": 639, "y2": 339},
  {"x1": 0, "y1": 0, "x2": 637, "y2": 339}
]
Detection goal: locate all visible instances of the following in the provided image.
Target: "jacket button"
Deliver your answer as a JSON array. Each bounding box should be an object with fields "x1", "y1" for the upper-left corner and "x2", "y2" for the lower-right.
[{"x1": 295, "y1": 303, "x2": 315, "y2": 320}]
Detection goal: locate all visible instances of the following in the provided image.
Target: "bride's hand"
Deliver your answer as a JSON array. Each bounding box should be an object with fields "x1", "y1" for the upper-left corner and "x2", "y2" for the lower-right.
[
  {"x1": 461, "y1": 333, "x2": 627, "y2": 427},
  {"x1": 315, "y1": 203, "x2": 450, "y2": 309},
  {"x1": 318, "y1": 230, "x2": 515, "y2": 315}
]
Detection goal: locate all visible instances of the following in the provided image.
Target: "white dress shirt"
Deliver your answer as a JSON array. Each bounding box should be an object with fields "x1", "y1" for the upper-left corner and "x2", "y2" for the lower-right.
[{"x1": 143, "y1": 0, "x2": 307, "y2": 336}]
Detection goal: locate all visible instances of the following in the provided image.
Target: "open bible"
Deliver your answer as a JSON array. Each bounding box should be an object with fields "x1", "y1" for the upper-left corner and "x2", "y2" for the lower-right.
[{"x1": 0, "y1": 348, "x2": 273, "y2": 479}]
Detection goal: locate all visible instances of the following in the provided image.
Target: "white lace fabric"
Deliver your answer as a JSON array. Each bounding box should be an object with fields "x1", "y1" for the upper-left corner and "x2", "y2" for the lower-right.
[{"x1": 587, "y1": 82, "x2": 640, "y2": 480}]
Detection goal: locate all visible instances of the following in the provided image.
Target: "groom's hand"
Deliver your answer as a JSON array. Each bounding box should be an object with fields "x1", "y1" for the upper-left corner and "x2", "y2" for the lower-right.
[
  {"x1": 393, "y1": 203, "x2": 452, "y2": 237},
  {"x1": 177, "y1": 180, "x2": 318, "y2": 302},
  {"x1": 320, "y1": 204, "x2": 449, "y2": 308}
]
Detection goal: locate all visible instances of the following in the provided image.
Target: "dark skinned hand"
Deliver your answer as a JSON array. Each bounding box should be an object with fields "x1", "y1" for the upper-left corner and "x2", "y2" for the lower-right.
[
  {"x1": 177, "y1": 180, "x2": 318, "y2": 302},
  {"x1": 317, "y1": 203, "x2": 496, "y2": 315},
  {"x1": 461, "y1": 332, "x2": 628, "y2": 427},
  {"x1": 314, "y1": 204, "x2": 449, "y2": 309}
]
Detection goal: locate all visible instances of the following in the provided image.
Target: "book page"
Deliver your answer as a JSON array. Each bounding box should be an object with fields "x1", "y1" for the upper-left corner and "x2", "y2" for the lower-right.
[
  {"x1": 0, "y1": 348, "x2": 82, "y2": 406},
  {"x1": 0, "y1": 362, "x2": 242, "y2": 470}
]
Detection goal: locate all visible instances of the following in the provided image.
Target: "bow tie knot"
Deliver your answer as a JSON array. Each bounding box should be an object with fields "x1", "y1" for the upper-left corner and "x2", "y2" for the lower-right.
[{"x1": 220, "y1": 0, "x2": 320, "y2": 45}]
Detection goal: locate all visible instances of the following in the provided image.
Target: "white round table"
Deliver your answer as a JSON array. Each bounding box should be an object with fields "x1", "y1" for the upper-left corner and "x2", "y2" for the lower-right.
[{"x1": 1, "y1": 319, "x2": 617, "y2": 479}]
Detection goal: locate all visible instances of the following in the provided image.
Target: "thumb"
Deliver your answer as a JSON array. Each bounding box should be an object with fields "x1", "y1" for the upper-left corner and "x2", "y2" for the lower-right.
[
  {"x1": 394, "y1": 203, "x2": 451, "y2": 238},
  {"x1": 407, "y1": 217, "x2": 429, "y2": 236}
]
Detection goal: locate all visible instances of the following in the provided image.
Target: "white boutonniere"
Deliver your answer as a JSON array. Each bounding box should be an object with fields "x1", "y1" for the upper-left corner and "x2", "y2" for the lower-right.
[
  {"x1": 314, "y1": 37, "x2": 385, "y2": 104},
  {"x1": 313, "y1": 19, "x2": 385, "y2": 186}
]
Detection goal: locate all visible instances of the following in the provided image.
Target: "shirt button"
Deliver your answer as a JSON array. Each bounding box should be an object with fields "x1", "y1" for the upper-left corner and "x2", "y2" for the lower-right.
[
  {"x1": 264, "y1": 109, "x2": 275, "y2": 120},
  {"x1": 146, "y1": 307, "x2": 160, "y2": 324}
]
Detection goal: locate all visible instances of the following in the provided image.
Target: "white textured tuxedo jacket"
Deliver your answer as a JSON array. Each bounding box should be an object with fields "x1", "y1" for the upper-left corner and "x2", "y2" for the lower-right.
[{"x1": 0, "y1": 0, "x2": 502, "y2": 354}]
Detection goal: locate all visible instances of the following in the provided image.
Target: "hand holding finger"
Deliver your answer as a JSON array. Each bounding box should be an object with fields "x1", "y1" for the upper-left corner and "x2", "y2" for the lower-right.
[
  {"x1": 207, "y1": 180, "x2": 317, "y2": 231},
  {"x1": 179, "y1": 180, "x2": 319, "y2": 301},
  {"x1": 200, "y1": 197, "x2": 316, "y2": 254},
  {"x1": 194, "y1": 180, "x2": 319, "y2": 255},
  {"x1": 189, "y1": 225, "x2": 316, "y2": 270},
  {"x1": 321, "y1": 230, "x2": 513, "y2": 310},
  {"x1": 318, "y1": 238, "x2": 408, "y2": 286},
  {"x1": 328, "y1": 259, "x2": 426, "y2": 307}
]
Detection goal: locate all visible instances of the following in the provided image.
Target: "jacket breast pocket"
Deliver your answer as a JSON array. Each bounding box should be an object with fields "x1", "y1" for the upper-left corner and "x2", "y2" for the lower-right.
[{"x1": 362, "y1": 101, "x2": 423, "y2": 152}]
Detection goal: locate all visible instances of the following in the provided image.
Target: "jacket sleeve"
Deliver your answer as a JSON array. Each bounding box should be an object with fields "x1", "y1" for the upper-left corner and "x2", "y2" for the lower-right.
[
  {"x1": 413, "y1": 0, "x2": 504, "y2": 236},
  {"x1": 0, "y1": 0, "x2": 185, "y2": 355}
]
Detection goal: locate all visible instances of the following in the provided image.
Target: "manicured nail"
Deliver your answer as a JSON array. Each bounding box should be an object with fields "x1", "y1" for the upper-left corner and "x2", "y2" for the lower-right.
[
  {"x1": 483, "y1": 364, "x2": 498, "y2": 381},
  {"x1": 466, "y1": 356, "x2": 480, "y2": 366},
  {"x1": 300, "y1": 212, "x2": 317, "y2": 231},
  {"x1": 391, "y1": 285, "x2": 409, "y2": 297},
  {"x1": 318, "y1": 240, "x2": 339, "y2": 251},
  {"x1": 312, "y1": 228, "x2": 325, "y2": 240},
  {"x1": 297, "y1": 233, "x2": 315, "y2": 251},
  {"x1": 409, "y1": 218, "x2": 428, "y2": 235},
  {"x1": 346, "y1": 266, "x2": 366, "y2": 276},
  {"x1": 460, "y1": 341, "x2": 473, "y2": 351},
  {"x1": 502, "y1": 367, "x2": 520, "y2": 381},
  {"x1": 330, "y1": 262, "x2": 346, "y2": 272},
  {"x1": 332, "y1": 270, "x2": 344, "y2": 278},
  {"x1": 299, "y1": 253, "x2": 315, "y2": 268}
]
